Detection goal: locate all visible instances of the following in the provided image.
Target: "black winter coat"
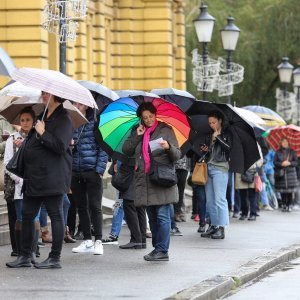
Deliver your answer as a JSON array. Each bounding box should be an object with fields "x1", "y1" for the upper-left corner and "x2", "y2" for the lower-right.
[
  {"x1": 274, "y1": 147, "x2": 298, "y2": 191},
  {"x1": 23, "y1": 105, "x2": 73, "y2": 197}
]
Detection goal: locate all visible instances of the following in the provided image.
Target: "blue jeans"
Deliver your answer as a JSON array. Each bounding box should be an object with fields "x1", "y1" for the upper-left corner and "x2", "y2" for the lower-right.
[
  {"x1": 205, "y1": 165, "x2": 229, "y2": 227},
  {"x1": 146, "y1": 204, "x2": 171, "y2": 253},
  {"x1": 14, "y1": 199, "x2": 40, "y2": 222},
  {"x1": 193, "y1": 185, "x2": 207, "y2": 225},
  {"x1": 40, "y1": 203, "x2": 48, "y2": 227},
  {"x1": 110, "y1": 198, "x2": 124, "y2": 237}
]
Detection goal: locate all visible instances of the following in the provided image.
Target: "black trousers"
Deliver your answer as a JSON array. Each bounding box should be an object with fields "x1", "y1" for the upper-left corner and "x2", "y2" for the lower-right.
[
  {"x1": 71, "y1": 171, "x2": 103, "y2": 241},
  {"x1": 239, "y1": 188, "x2": 256, "y2": 217},
  {"x1": 281, "y1": 192, "x2": 293, "y2": 207},
  {"x1": 6, "y1": 201, "x2": 17, "y2": 252},
  {"x1": 22, "y1": 194, "x2": 64, "y2": 259},
  {"x1": 174, "y1": 169, "x2": 188, "y2": 214},
  {"x1": 123, "y1": 199, "x2": 146, "y2": 244}
]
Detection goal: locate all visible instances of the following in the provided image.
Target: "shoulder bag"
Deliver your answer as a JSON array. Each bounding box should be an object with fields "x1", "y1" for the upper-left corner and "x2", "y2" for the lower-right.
[
  {"x1": 192, "y1": 154, "x2": 208, "y2": 186},
  {"x1": 149, "y1": 158, "x2": 177, "y2": 188},
  {"x1": 111, "y1": 163, "x2": 134, "y2": 192},
  {"x1": 6, "y1": 139, "x2": 27, "y2": 178}
]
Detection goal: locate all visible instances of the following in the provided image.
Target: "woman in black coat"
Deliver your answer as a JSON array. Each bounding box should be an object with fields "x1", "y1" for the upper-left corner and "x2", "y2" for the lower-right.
[
  {"x1": 6, "y1": 91, "x2": 73, "y2": 269},
  {"x1": 274, "y1": 138, "x2": 298, "y2": 212}
]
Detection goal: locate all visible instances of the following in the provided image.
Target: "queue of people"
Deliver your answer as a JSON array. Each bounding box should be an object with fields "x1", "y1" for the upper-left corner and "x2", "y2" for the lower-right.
[{"x1": 2, "y1": 93, "x2": 299, "y2": 269}]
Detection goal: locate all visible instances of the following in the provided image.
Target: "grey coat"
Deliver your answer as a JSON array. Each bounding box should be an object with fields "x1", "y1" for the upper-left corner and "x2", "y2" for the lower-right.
[{"x1": 122, "y1": 122, "x2": 181, "y2": 207}]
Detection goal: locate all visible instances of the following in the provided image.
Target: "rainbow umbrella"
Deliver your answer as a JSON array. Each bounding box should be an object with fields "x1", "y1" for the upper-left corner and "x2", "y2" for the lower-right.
[{"x1": 96, "y1": 97, "x2": 191, "y2": 161}]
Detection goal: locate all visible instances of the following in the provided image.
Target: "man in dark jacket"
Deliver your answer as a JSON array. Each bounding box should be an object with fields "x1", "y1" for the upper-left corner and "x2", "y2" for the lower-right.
[{"x1": 71, "y1": 104, "x2": 108, "y2": 255}]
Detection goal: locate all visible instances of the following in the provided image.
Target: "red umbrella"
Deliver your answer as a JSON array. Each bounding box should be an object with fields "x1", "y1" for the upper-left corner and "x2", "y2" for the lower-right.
[{"x1": 266, "y1": 124, "x2": 300, "y2": 156}]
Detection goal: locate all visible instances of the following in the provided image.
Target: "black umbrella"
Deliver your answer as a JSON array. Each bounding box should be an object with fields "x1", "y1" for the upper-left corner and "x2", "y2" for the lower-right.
[
  {"x1": 150, "y1": 88, "x2": 196, "y2": 112},
  {"x1": 185, "y1": 101, "x2": 260, "y2": 173}
]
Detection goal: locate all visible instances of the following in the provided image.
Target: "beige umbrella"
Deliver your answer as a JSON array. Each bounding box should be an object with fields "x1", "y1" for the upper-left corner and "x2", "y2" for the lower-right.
[{"x1": 0, "y1": 96, "x2": 88, "y2": 128}]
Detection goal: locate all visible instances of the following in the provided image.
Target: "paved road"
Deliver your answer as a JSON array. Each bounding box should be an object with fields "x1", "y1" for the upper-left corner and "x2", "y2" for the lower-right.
[
  {"x1": 227, "y1": 257, "x2": 300, "y2": 299},
  {"x1": 1, "y1": 209, "x2": 300, "y2": 299}
]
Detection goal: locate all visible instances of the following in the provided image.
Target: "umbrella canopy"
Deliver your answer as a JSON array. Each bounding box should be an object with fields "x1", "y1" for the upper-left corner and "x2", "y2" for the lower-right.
[
  {"x1": 96, "y1": 97, "x2": 191, "y2": 161},
  {"x1": 115, "y1": 90, "x2": 158, "y2": 104},
  {"x1": 265, "y1": 124, "x2": 300, "y2": 156},
  {"x1": 0, "y1": 95, "x2": 88, "y2": 128},
  {"x1": 243, "y1": 105, "x2": 286, "y2": 128},
  {"x1": 150, "y1": 88, "x2": 196, "y2": 112},
  {"x1": 233, "y1": 107, "x2": 265, "y2": 125},
  {"x1": 0, "y1": 47, "x2": 16, "y2": 77},
  {"x1": 12, "y1": 68, "x2": 97, "y2": 109},
  {"x1": 77, "y1": 80, "x2": 119, "y2": 112},
  {"x1": 186, "y1": 101, "x2": 260, "y2": 173}
]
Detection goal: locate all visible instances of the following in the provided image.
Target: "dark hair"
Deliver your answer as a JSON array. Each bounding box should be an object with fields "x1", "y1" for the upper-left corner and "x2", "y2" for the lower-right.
[
  {"x1": 208, "y1": 110, "x2": 224, "y2": 122},
  {"x1": 53, "y1": 95, "x2": 65, "y2": 104},
  {"x1": 19, "y1": 107, "x2": 35, "y2": 121},
  {"x1": 136, "y1": 102, "x2": 157, "y2": 118}
]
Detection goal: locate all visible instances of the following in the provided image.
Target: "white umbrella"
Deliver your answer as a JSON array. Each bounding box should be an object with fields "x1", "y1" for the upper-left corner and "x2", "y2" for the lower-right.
[
  {"x1": 150, "y1": 88, "x2": 195, "y2": 99},
  {"x1": 0, "y1": 48, "x2": 16, "y2": 77},
  {"x1": 78, "y1": 80, "x2": 119, "y2": 101},
  {"x1": 233, "y1": 107, "x2": 266, "y2": 125},
  {"x1": 12, "y1": 67, "x2": 98, "y2": 109}
]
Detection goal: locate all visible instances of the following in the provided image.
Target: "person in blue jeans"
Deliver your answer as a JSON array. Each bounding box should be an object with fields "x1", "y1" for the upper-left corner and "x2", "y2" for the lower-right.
[
  {"x1": 200, "y1": 110, "x2": 232, "y2": 240},
  {"x1": 102, "y1": 195, "x2": 124, "y2": 245}
]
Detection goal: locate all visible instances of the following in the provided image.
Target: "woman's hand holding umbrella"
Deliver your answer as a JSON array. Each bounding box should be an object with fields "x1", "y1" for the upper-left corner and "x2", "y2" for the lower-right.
[
  {"x1": 282, "y1": 160, "x2": 291, "y2": 167},
  {"x1": 35, "y1": 120, "x2": 45, "y2": 136}
]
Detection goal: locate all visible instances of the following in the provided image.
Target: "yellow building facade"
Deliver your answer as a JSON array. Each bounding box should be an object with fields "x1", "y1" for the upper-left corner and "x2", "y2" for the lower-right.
[{"x1": 0, "y1": 0, "x2": 186, "y2": 91}]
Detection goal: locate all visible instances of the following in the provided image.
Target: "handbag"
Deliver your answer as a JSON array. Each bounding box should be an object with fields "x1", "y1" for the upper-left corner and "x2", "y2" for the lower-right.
[
  {"x1": 149, "y1": 159, "x2": 177, "y2": 188},
  {"x1": 191, "y1": 153, "x2": 208, "y2": 186},
  {"x1": 254, "y1": 173, "x2": 263, "y2": 192},
  {"x1": 192, "y1": 162, "x2": 208, "y2": 185},
  {"x1": 6, "y1": 140, "x2": 26, "y2": 178},
  {"x1": 4, "y1": 173, "x2": 15, "y2": 202},
  {"x1": 241, "y1": 169, "x2": 256, "y2": 183},
  {"x1": 111, "y1": 164, "x2": 134, "y2": 192}
]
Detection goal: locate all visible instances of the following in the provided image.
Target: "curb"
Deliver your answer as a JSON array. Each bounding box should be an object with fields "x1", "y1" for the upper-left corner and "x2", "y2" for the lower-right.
[{"x1": 166, "y1": 244, "x2": 300, "y2": 300}]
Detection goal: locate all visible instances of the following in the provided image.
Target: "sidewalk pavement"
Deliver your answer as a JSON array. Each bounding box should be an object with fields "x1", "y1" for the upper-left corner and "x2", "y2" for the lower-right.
[{"x1": 1, "y1": 208, "x2": 300, "y2": 299}]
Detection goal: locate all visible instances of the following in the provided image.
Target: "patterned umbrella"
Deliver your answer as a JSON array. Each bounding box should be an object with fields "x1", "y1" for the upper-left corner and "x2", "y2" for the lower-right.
[
  {"x1": 12, "y1": 67, "x2": 97, "y2": 109},
  {"x1": 265, "y1": 124, "x2": 300, "y2": 156},
  {"x1": 96, "y1": 97, "x2": 191, "y2": 160},
  {"x1": 243, "y1": 105, "x2": 286, "y2": 128}
]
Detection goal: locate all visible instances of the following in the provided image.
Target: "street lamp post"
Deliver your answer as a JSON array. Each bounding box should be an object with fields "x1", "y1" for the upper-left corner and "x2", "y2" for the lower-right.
[
  {"x1": 221, "y1": 16, "x2": 240, "y2": 105},
  {"x1": 293, "y1": 66, "x2": 300, "y2": 125},
  {"x1": 277, "y1": 57, "x2": 294, "y2": 97},
  {"x1": 59, "y1": 1, "x2": 67, "y2": 74},
  {"x1": 193, "y1": 2, "x2": 215, "y2": 100}
]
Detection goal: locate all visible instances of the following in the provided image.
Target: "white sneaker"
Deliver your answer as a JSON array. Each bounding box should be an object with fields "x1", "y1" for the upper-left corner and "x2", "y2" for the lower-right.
[
  {"x1": 94, "y1": 240, "x2": 104, "y2": 255},
  {"x1": 72, "y1": 240, "x2": 94, "y2": 253}
]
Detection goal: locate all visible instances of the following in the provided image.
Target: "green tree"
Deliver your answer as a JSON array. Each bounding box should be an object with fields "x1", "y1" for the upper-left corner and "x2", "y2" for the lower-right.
[{"x1": 185, "y1": 0, "x2": 300, "y2": 110}]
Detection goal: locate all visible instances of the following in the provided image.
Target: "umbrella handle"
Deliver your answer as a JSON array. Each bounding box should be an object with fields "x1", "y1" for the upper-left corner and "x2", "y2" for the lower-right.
[{"x1": 41, "y1": 96, "x2": 51, "y2": 121}]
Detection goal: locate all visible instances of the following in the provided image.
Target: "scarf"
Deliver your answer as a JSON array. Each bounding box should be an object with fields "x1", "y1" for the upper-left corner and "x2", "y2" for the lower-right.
[{"x1": 142, "y1": 120, "x2": 158, "y2": 173}]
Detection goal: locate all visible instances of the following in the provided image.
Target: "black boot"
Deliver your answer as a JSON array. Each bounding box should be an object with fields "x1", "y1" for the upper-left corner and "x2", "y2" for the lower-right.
[
  {"x1": 211, "y1": 227, "x2": 225, "y2": 239},
  {"x1": 6, "y1": 256, "x2": 32, "y2": 268},
  {"x1": 34, "y1": 257, "x2": 62, "y2": 269},
  {"x1": 31, "y1": 221, "x2": 40, "y2": 264},
  {"x1": 200, "y1": 225, "x2": 218, "y2": 238}
]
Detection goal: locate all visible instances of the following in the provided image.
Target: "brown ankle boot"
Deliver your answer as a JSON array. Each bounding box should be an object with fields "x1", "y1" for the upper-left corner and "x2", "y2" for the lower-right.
[
  {"x1": 41, "y1": 226, "x2": 52, "y2": 243},
  {"x1": 64, "y1": 226, "x2": 76, "y2": 243}
]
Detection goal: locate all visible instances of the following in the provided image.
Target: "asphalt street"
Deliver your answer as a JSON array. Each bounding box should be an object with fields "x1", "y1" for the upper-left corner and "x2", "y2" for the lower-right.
[
  {"x1": 226, "y1": 257, "x2": 300, "y2": 299},
  {"x1": 1, "y1": 209, "x2": 300, "y2": 300}
]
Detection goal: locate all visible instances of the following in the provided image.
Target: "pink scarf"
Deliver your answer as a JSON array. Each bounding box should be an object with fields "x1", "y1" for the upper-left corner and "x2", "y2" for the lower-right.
[{"x1": 142, "y1": 120, "x2": 158, "y2": 173}]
